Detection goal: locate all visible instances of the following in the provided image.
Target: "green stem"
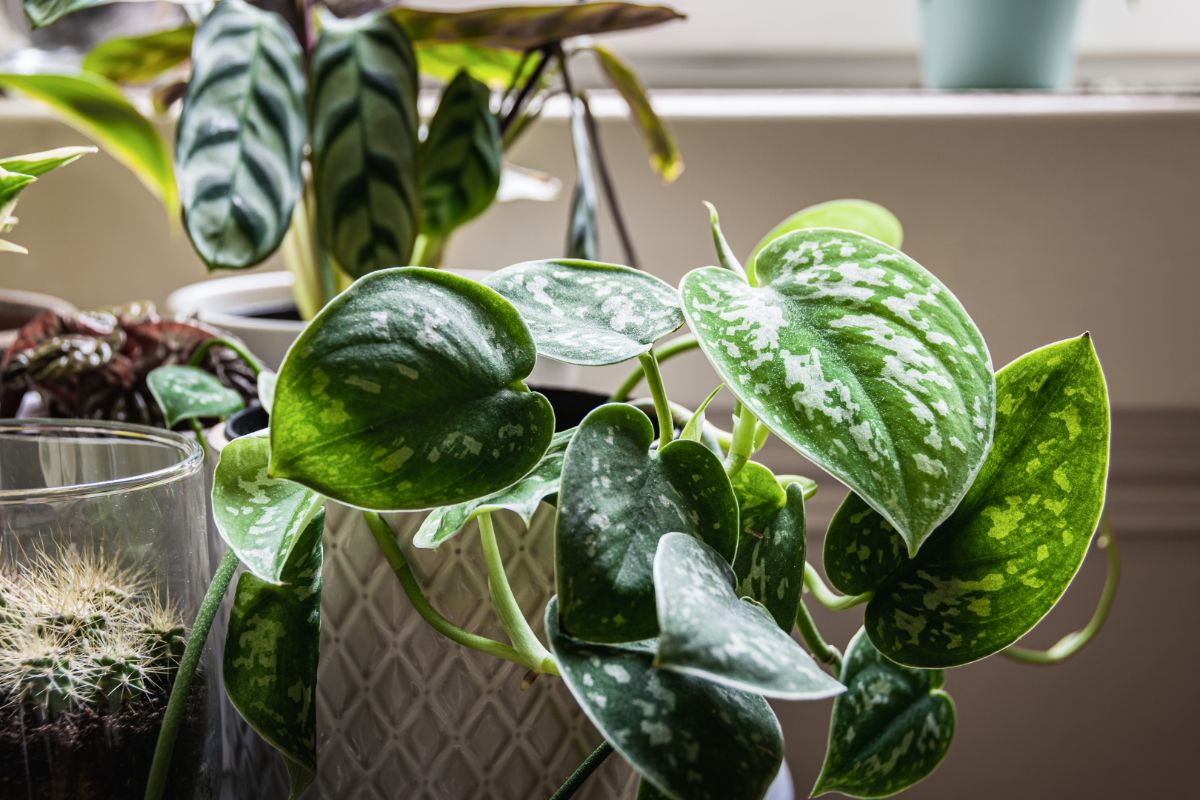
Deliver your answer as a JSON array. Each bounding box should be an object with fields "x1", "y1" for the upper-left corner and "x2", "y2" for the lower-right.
[
  {"x1": 478, "y1": 513, "x2": 557, "y2": 674},
  {"x1": 795, "y1": 599, "x2": 842, "y2": 674},
  {"x1": 362, "y1": 512, "x2": 536, "y2": 671},
  {"x1": 187, "y1": 336, "x2": 264, "y2": 377},
  {"x1": 638, "y1": 351, "x2": 673, "y2": 450},
  {"x1": 188, "y1": 419, "x2": 209, "y2": 455},
  {"x1": 724, "y1": 402, "x2": 758, "y2": 478},
  {"x1": 804, "y1": 563, "x2": 871, "y2": 611},
  {"x1": 411, "y1": 233, "x2": 447, "y2": 268},
  {"x1": 548, "y1": 740, "x2": 614, "y2": 800},
  {"x1": 281, "y1": 179, "x2": 323, "y2": 319},
  {"x1": 1003, "y1": 514, "x2": 1119, "y2": 665},
  {"x1": 145, "y1": 549, "x2": 239, "y2": 800},
  {"x1": 610, "y1": 335, "x2": 697, "y2": 401}
]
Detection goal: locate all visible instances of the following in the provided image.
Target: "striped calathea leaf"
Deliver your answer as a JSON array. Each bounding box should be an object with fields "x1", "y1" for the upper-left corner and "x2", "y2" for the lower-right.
[
  {"x1": 546, "y1": 598, "x2": 784, "y2": 800},
  {"x1": 813, "y1": 628, "x2": 955, "y2": 799},
  {"x1": 224, "y1": 509, "x2": 323, "y2": 799},
  {"x1": 682, "y1": 228, "x2": 995, "y2": 556},
  {"x1": 555, "y1": 403, "x2": 737, "y2": 642},
  {"x1": 311, "y1": 11, "x2": 420, "y2": 277},
  {"x1": 654, "y1": 533, "x2": 844, "y2": 699},
  {"x1": 731, "y1": 470, "x2": 809, "y2": 630},
  {"x1": 413, "y1": 427, "x2": 573, "y2": 549},
  {"x1": 486, "y1": 259, "x2": 683, "y2": 365},
  {"x1": 420, "y1": 70, "x2": 502, "y2": 238},
  {"x1": 176, "y1": 0, "x2": 305, "y2": 270},
  {"x1": 269, "y1": 268, "x2": 555, "y2": 511},
  {"x1": 825, "y1": 335, "x2": 1110, "y2": 668}
]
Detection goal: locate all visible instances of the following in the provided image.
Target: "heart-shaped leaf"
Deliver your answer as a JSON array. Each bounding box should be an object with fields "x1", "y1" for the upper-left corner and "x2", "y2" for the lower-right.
[
  {"x1": 212, "y1": 435, "x2": 324, "y2": 583},
  {"x1": 655, "y1": 532, "x2": 843, "y2": 699},
  {"x1": 389, "y1": 2, "x2": 685, "y2": 49},
  {"x1": 682, "y1": 229, "x2": 995, "y2": 555},
  {"x1": 82, "y1": 25, "x2": 195, "y2": 84},
  {"x1": 748, "y1": 199, "x2": 903, "y2": 282},
  {"x1": 813, "y1": 628, "x2": 955, "y2": 799},
  {"x1": 487, "y1": 259, "x2": 683, "y2": 366},
  {"x1": 312, "y1": 11, "x2": 419, "y2": 277},
  {"x1": 555, "y1": 403, "x2": 737, "y2": 642},
  {"x1": 420, "y1": 70, "x2": 502, "y2": 238},
  {"x1": 224, "y1": 508, "x2": 323, "y2": 799},
  {"x1": 733, "y1": 477, "x2": 808, "y2": 631},
  {"x1": 176, "y1": 0, "x2": 305, "y2": 270},
  {"x1": 823, "y1": 493, "x2": 907, "y2": 597},
  {"x1": 546, "y1": 598, "x2": 784, "y2": 800},
  {"x1": 853, "y1": 335, "x2": 1110, "y2": 667},
  {"x1": 270, "y1": 267, "x2": 555, "y2": 511},
  {"x1": 148, "y1": 365, "x2": 245, "y2": 428},
  {"x1": 413, "y1": 427, "x2": 573, "y2": 549},
  {"x1": 591, "y1": 44, "x2": 682, "y2": 183}
]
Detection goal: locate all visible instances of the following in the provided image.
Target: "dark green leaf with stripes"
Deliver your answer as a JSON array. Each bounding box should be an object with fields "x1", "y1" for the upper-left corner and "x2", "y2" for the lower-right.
[{"x1": 176, "y1": 0, "x2": 305, "y2": 270}]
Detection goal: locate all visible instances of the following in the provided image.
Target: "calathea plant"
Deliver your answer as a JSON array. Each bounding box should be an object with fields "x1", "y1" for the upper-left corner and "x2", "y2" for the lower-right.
[{"x1": 146, "y1": 200, "x2": 1115, "y2": 799}]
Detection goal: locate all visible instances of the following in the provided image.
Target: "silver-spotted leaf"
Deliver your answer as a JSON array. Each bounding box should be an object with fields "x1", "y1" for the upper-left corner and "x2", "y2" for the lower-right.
[
  {"x1": 147, "y1": 365, "x2": 244, "y2": 428},
  {"x1": 413, "y1": 428, "x2": 573, "y2": 549},
  {"x1": 555, "y1": 403, "x2": 737, "y2": 642},
  {"x1": 546, "y1": 598, "x2": 784, "y2": 800},
  {"x1": 176, "y1": 0, "x2": 305, "y2": 270},
  {"x1": 224, "y1": 509, "x2": 323, "y2": 799},
  {"x1": 814, "y1": 628, "x2": 954, "y2": 798},
  {"x1": 861, "y1": 334, "x2": 1110, "y2": 667},
  {"x1": 748, "y1": 199, "x2": 903, "y2": 283},
  {"x1": 420, "y1": 70, "x2": 501, "y2": 237},
  {"x1": 270, "y1": 268, "x2": 555, "y2": 511},
  {"x1": 486, "y1": 259, "x2": 682, "y2": 365},
  {"x1": 655, "y1": 533, "x2": 843, "y2": 699},
  {"x1": 733, "y1": 480, "x2": 807, "y2": 631},
  {"x1": 212, "y1": 435, "x2": 324, "y2": 583},
  {"x1": 823, "y1": 493, "x2": 907, "y2": 597},
  {"x1": 312, "y1": 11, "x2": 419, "y2": 277},
  {"x1": 682, "y1": 229, "x2": 994, "y2": 554}
]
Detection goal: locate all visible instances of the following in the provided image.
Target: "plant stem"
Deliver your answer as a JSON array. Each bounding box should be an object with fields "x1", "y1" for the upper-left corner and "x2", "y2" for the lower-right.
[
  {"x1": 188, "y1": 419, "x2": 209, "y2": 454},
  {"x1": 803, "y1": 563, "x2": 871, "y2": 611},
  {"x1": 145, "y1": 549, "x2": 239, "y2": 800},
  {"x1": 362, "y1": 512, "x2": 542, "y2": 672},
  {"x1": 548, "y1": 740, "x2": 614, "y2": 800},
  {"x1": 1003, "y1": 514, "x2": 1119, "y2": 665},
  {"x1": 499, "y1": 46, "x2": 550, "y2": 138},
  {"x1": 579, "y1": 94, "x2": 639, "y2": 269},
  {"x1": 478, "y1": 513, "x2": 557, "y2": 674},
  {"x1": 638, "y1": 351, "x2": 673, "y2": 450},
  {"x1": 187, "y1": 336, "x2": 264, "y2": 377},
  {"x1": 412, "y1": 233, "x2": 446, "y2": 268},
  {"x1": 281, "y1": 180, "x2": 324, "y2": 320},
  {"x1": 610, "y1": 335, "x2": 698, "y2": 401},
  {"x1": 795, "y1": 599, "x2": 842, "y2": 675},
  {"x1": 724, "y1": 402, "x2": 758, "y2": 478}
]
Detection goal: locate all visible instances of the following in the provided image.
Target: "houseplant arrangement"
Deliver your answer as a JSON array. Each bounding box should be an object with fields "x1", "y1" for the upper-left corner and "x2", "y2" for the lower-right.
[{"x1": 146, "y1": 200, "x2": 1115, "y2": 799}]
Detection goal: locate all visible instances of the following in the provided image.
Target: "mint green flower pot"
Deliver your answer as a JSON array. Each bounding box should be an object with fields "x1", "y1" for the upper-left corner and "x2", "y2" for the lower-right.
[{"x1": 920, "y1": 0, "x2": 1083, "y2": 89}]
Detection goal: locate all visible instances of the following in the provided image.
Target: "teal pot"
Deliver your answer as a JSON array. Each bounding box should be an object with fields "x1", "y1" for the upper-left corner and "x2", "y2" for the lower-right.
[{"x1": 920, "y1": 0, "x2": 1083, "y2": 89}]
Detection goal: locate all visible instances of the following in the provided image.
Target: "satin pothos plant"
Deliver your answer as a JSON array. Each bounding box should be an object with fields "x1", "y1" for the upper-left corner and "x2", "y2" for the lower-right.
[{"x1": 148, "y1": 200, "x2": 1115, "y2": 800}]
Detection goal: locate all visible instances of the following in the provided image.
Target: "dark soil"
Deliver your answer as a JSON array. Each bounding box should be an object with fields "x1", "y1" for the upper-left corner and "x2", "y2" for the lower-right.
[
  {"x1": 0, "y1": 679, "x2": 211, "y2": 800},
  {"x1": 228, "y1": 303, "x2": 302, "y2": 322}
]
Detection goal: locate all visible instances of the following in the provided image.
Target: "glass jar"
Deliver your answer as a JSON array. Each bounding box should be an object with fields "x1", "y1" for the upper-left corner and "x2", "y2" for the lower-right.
[{"x1": 0, "y1": 419, "x2": 217, "y2": 800}]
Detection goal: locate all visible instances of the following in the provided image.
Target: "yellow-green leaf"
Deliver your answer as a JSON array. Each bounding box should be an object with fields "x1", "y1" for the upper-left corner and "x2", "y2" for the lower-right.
[
  {"x1": 592, "y1": 44, "x2": 682, "y2": 183},
  {"x1": 83, "y1": 25, "x2": 195, "y2": 83}
]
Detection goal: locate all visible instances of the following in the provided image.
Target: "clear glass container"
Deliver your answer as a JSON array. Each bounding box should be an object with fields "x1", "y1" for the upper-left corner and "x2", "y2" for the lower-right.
[{"x1": 0, "y1": 419, "x2": 217, "y2": 800}]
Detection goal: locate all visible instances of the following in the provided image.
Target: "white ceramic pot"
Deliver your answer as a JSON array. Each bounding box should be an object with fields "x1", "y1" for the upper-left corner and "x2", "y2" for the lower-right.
[{"x1": 167, "y1": 271, "x2": 583, "y2": 389}]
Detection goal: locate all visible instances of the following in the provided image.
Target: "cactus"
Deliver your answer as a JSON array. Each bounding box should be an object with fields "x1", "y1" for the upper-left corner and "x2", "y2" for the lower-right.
[{"x1": 0, "y1": 546, "x2": 187, "y2": 721}]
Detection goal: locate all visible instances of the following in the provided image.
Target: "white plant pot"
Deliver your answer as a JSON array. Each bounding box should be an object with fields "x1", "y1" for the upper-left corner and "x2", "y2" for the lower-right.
[{"x1": 168, "y1": 271, "x2": 584, "y2": 389}]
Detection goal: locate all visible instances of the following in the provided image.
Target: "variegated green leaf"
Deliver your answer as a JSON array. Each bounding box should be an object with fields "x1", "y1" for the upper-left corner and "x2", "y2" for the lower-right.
[
  {"x1": 0, "y1": 168, "x2": 36, "y2": 252},
  {"x1": 312, "y1": 11, "x2": 419, "y2": 277},
  {"x1": 555, "y1": 403, "x2": 737, "y2": 642},
  {"x1": 224, "y1": 509, "x2": 323, "y2": 800},
  {"x1": 389, "y1": 2, "x2": 685, "y2": 49},
  {"x1": 83, "y1": 25, "x2": 195, "y2": 83},
  {"x1": 823, "y1": 494, "x2": 906, "y2": 597},
  {"x1": 655, "y1": 532, "x2": 843, "y2": 699},
  {"x1": 703, "y1": 201, "x2": 743, "y2": 275},
  {"x1": 682, "y1": 229, "x2": 995, "y2": 555},
  {"x1": 486, "y1": 259, "x2": 682, "y2": 366},
  {"x1": 679, "y1": 384, "x2": 721, "y2": 443},
  {"x1": 21, "y1": 0, "x2": 183, "y2": 28},
  {"x1": 270, "y1": 268, "x2": 555, "y2": 511},
  {"x1": 814, "y1": 628, "x2": 954, "y2": 799},
  {"x1": 0, "y1": 145, "x2": 95, "y2": 177},
  {"x1": 546, "y1": 598, "x2": 784, "y2": 800},
  {"x1": 147, "y1": 365, "x2": 244, "y2": 428},
  {"x1": 854, "y1": 335, "x2": 1110, "y2": 667},
  {"x1": 730, "y1": 460, "x2": 786, "y2": 536},
  {"x1": 733, "y1": 479, "x2": 807, "y2": 631},
  {"x1": 420, "y1": 70, "x2": 501, "y2": 238},
  {"x1": 0, "y1": 72, "x2": 176, "y2": 214},
  {"x1": 748, "y1": 199, "x2": 903, "y2": 283},
  {"x1": 592, "y1": 44, "x2": 682, "y2": 183},
  {"x1": 565, "y1": 96, "x2": 597, "y2": 261},
  {"x1": 413, "y1": 427, "x2": 573, "y2": 549},
  {"x1": 177, "y1": 0, "x2": 303, "y2": 270},
  {"x1": 212, "y1": 434, "x2": 324, "y2": 583}
]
